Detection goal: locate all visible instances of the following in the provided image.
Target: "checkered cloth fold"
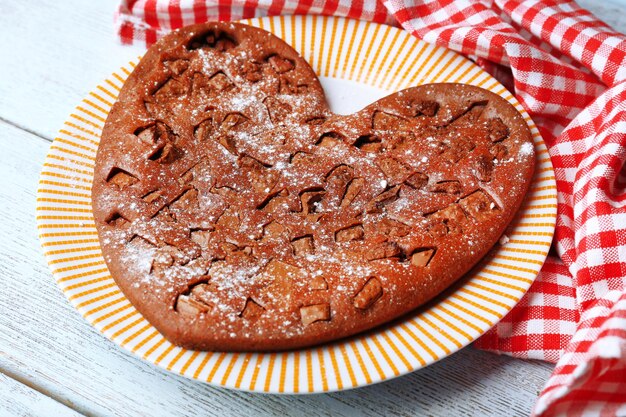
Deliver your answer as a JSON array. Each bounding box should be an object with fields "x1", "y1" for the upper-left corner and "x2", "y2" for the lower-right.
[{"x1": 116, "y1": 1, "x2": 626, "y2": 415}]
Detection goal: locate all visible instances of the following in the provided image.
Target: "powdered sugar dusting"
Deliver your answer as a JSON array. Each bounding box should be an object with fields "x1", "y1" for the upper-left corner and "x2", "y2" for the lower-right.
[{"x1": 93, "y1": 24, "x2": 535, "y2": 348}]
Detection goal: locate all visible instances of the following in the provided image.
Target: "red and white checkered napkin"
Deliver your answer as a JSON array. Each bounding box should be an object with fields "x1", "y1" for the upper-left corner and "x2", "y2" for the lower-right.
[{"x1": 116, "y1": 1, "x2": 626, "y2": 415}]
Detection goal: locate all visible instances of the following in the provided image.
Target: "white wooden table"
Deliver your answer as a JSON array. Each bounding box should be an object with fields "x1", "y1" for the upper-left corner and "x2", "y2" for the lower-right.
[{"x1": 0, "y1": 1, "x2": 622, "y2": 416}]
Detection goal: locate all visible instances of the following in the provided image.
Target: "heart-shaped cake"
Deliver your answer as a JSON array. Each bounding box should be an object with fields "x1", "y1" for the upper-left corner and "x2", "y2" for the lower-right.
[{"x1": 92, "y1": 22, "x2": 535, "y2": 351}]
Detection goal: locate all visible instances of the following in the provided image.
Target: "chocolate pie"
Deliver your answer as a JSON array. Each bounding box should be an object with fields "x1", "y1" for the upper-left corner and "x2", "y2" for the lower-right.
[{"x1": 92, "y1": 22, "x2": 535, "y2": 351}]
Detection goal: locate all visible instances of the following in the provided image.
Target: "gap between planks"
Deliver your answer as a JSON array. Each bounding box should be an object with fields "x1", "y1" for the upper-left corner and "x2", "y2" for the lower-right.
[{"x1": 0, "y1": 363, "x2": 87, "y2": 417}]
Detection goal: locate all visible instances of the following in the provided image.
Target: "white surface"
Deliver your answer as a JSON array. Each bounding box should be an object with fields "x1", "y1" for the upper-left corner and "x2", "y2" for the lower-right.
[
  {"x1": 1, "y1": 0, "x2": 621, "y2": 415},
  {"x1": 319, "y1": 77, "x2": 388, "y2": 114}
]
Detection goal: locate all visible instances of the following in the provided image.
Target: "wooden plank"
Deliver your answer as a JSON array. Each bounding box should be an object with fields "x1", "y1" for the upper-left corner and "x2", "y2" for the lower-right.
[
  {"x1": 0, "y1": 372, "x2": 83, "y2": 417},
  {"x1": 0, "y1": 119, "x2": 554, "y2": 416},
  {"x1": 578, "y1": 0, "x2": 626, "y2": 32},
  {"x1": 0, "y1": 0, "x2": 144, "y2": 140}
]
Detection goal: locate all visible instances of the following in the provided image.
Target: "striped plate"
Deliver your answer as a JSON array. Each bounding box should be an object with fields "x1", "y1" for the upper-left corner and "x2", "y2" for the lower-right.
[{"x1": 36, "y1": 15, "x2": 556, "y2": 393}]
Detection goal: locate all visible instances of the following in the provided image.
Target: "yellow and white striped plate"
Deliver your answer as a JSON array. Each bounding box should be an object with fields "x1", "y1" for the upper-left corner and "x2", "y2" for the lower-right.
[{"x1": 36, "y1": 15, "x2": 556, "y2": 393}]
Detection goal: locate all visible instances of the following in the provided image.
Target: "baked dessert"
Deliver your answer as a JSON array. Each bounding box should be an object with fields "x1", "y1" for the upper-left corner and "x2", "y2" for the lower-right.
[{"x1": 92, "y1": 21, "x2": 535, "y2": 351}]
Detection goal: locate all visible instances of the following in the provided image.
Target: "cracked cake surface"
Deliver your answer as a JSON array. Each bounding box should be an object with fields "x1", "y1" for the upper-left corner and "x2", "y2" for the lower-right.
[{"x1": 92, "y1": 21, "x2": 535, "y2": 351}]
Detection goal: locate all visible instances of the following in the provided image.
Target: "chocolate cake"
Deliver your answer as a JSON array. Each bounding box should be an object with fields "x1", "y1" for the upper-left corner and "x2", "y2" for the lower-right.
[{"x1": 91, "y1": 22, "x2": 535, "y2": 351}]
